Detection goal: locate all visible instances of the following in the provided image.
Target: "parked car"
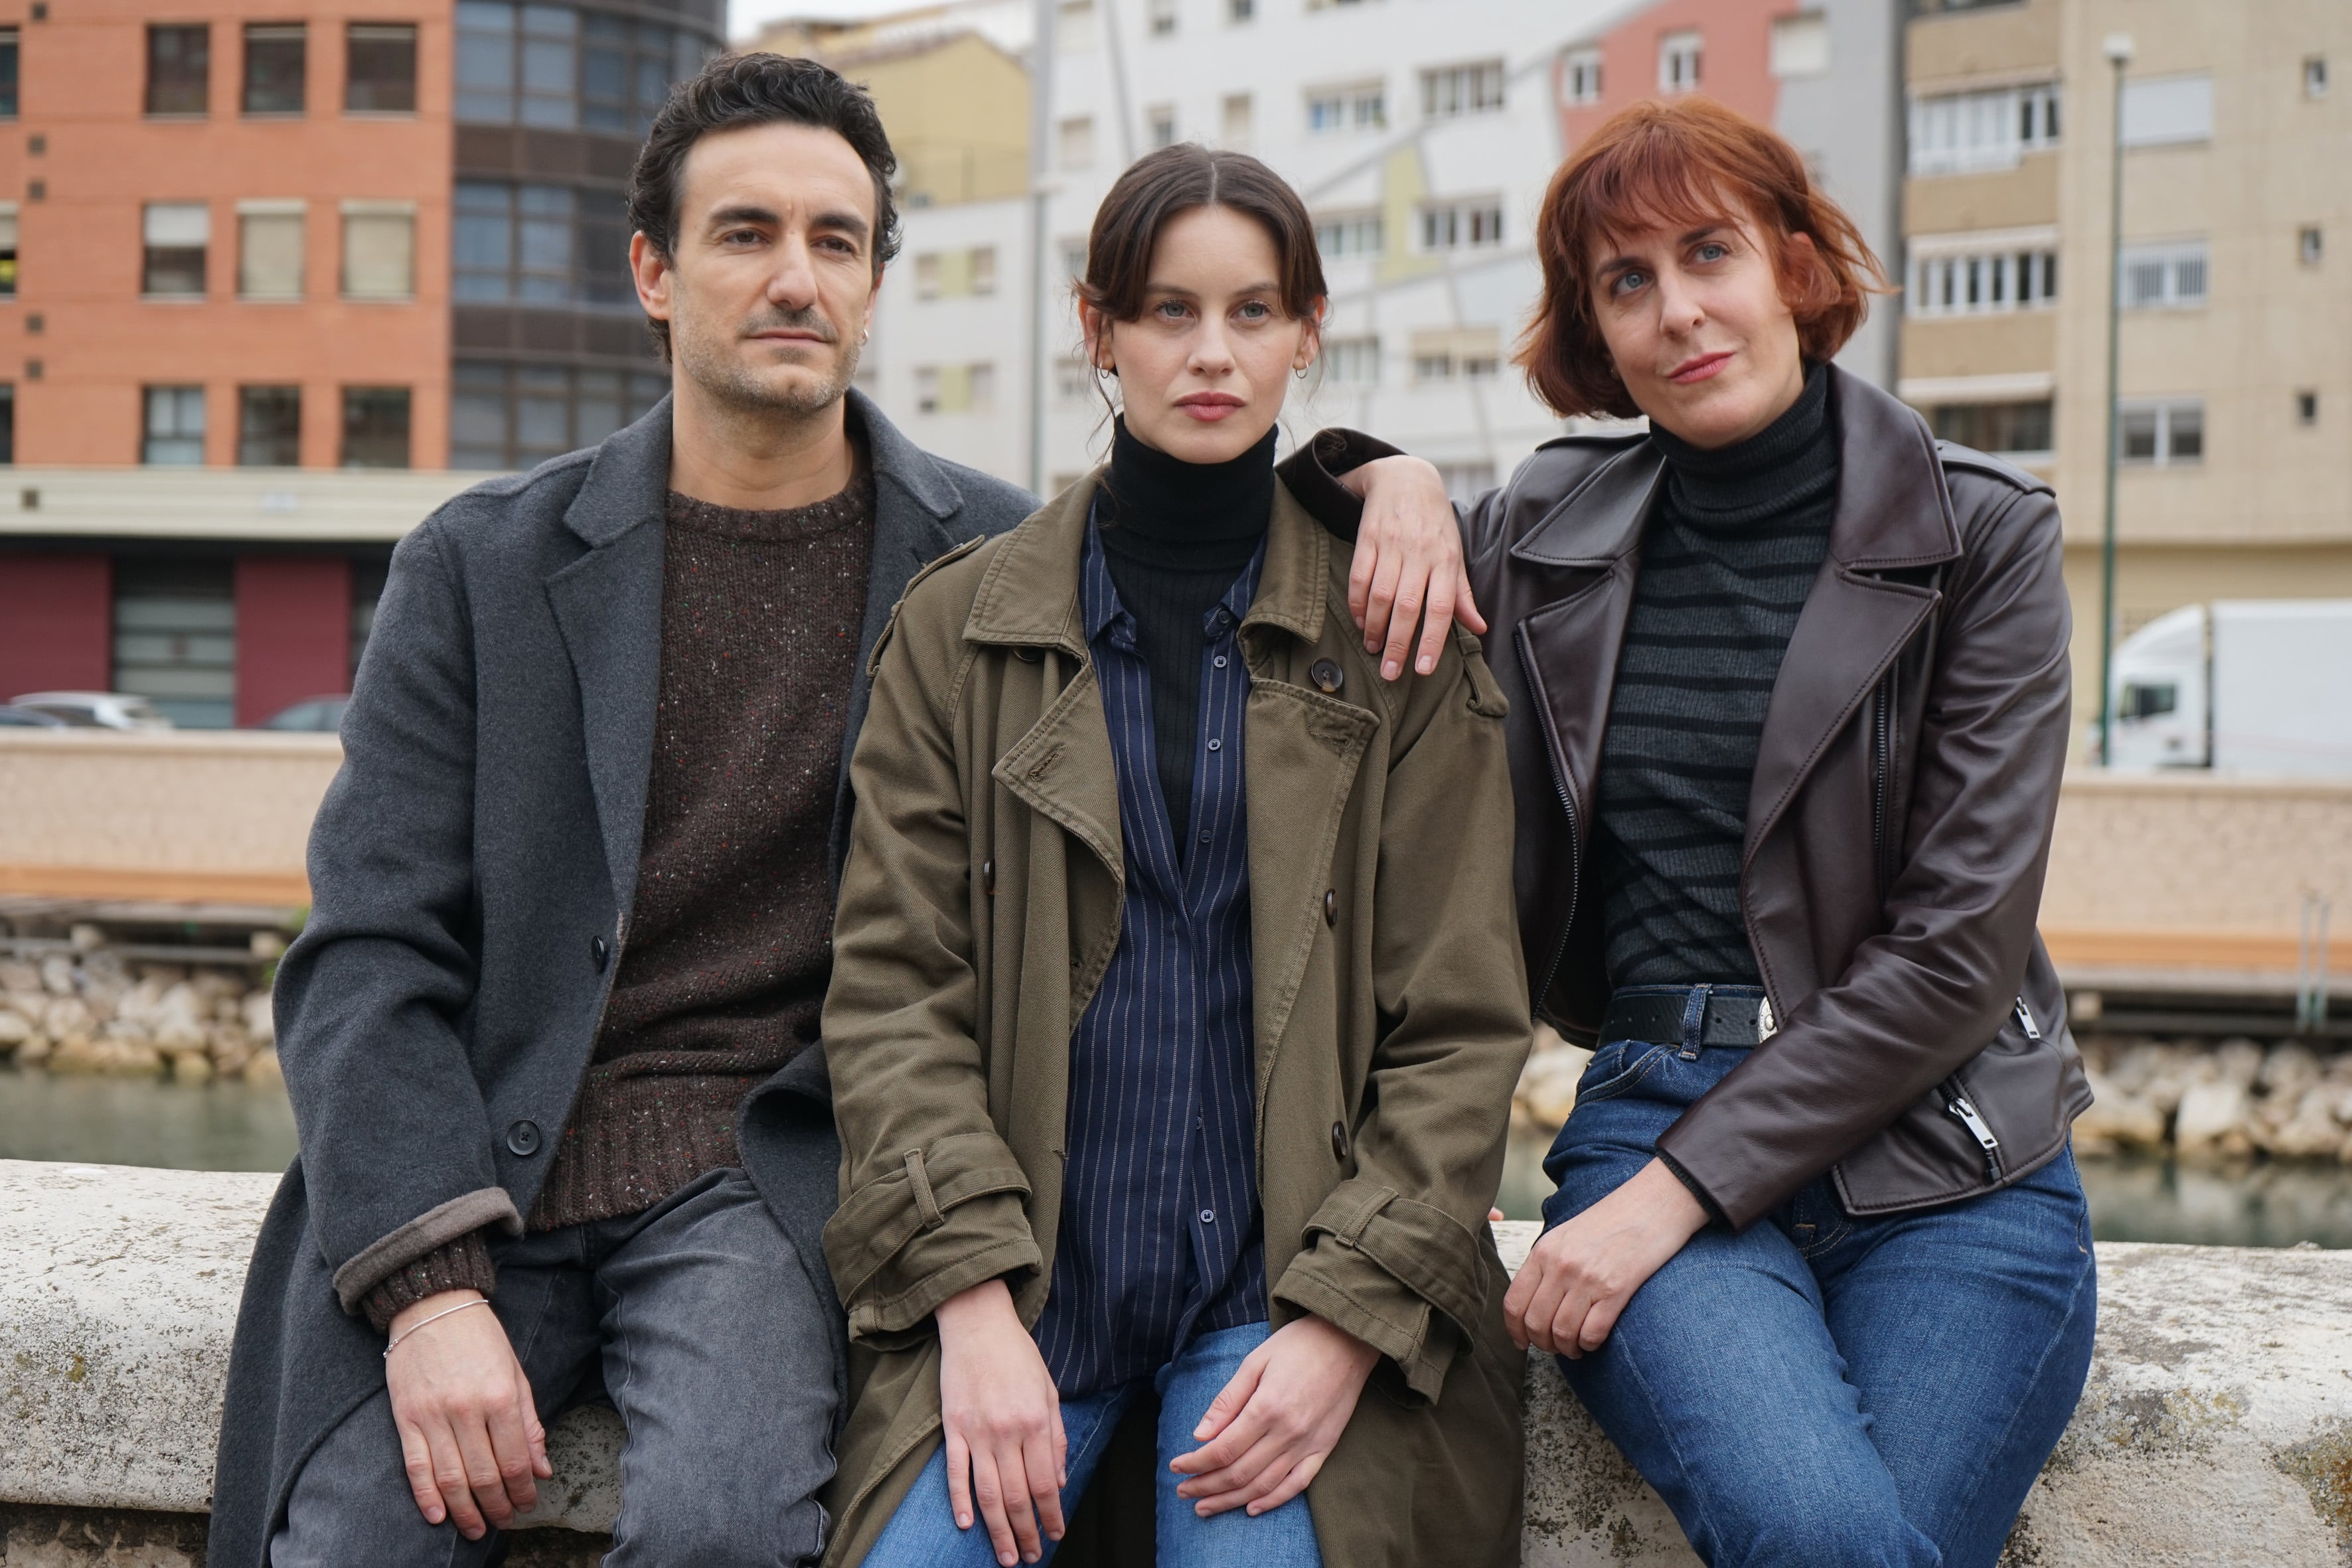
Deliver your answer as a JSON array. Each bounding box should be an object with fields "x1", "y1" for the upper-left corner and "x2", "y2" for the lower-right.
[
  {"x1": 0, "y1": 704, "x2": 68, "y2": 727},
  {"x1": 7, "y1": 692, "x2": 173, "y2": 730},
  {"x1": 258, "y1": 696, "x2": 350, "y2": 732}
]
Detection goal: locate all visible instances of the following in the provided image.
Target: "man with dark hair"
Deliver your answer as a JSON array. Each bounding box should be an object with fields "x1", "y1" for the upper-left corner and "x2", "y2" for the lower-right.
[{"x1": 210, "y1": 53, "x2": 1036, "y2": 1568}]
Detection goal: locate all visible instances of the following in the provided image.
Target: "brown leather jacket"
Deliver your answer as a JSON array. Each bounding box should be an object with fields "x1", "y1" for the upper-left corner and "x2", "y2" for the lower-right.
[{"x1": 1279, "y1": 366, "x2": 2092, "y2": 1229}]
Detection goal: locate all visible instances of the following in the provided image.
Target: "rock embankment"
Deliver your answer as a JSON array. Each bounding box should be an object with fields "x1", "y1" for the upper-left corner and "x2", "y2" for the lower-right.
[
  {"x1": 0, "y1": 945, "x2": 278, "y2": 1086},
  {"x1": 1513, "y1": 1028, "x2": 2352, "y2": 1164}
]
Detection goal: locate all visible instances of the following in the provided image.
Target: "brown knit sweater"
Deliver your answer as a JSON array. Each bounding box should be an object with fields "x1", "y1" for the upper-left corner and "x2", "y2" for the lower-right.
[{"x1": 364, "y1": 471, "x2": 874, "y2": 1330}]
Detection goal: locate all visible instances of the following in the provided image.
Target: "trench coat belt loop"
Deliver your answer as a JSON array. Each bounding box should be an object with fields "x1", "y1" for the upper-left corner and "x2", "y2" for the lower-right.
[{"x1": 1678, "y1": 984, "x2": 1712, "y2": 1060}]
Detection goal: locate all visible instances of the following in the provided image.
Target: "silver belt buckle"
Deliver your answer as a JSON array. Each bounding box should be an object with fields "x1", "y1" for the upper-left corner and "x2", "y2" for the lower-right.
[{"x1": 1757, "y1": 995, "x2": 1776, "y2": 1042}]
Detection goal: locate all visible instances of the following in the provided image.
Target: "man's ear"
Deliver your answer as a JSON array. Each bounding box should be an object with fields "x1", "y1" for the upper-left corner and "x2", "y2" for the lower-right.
[{"x1": 631, "y1": 231, "x2": 672, "y2": 325}]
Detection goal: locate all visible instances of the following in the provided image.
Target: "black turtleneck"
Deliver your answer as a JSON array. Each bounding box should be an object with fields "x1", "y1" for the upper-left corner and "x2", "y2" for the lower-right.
[
  {"x1": 1593, "y1": 362, "x2": 1838, "y2": 990},
  {"x1": 1095, "y1": 417, "x2": 1275, "y2": 843}
]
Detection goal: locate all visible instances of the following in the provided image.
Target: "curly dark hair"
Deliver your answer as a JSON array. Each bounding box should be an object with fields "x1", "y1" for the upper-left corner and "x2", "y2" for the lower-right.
[{"x1": 625, "y1": 52, "x2": 903, "y2": 358}]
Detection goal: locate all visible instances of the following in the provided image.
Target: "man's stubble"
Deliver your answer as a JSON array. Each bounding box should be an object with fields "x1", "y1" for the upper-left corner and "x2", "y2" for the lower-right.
[{"x1": 671, "y1": 287, "x2": 866, "y2": 425}]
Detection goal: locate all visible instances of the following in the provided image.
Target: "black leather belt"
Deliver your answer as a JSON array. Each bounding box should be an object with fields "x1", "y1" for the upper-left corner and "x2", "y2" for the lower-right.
[{"x1": 1600, "y1": 986, "x2": 1774, "y2": 1052}]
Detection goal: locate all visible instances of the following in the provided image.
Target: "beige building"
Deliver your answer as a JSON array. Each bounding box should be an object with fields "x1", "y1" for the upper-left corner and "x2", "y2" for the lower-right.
[{"x1": 1902, "y1": 0, "x2": 2352, "y2": 752}]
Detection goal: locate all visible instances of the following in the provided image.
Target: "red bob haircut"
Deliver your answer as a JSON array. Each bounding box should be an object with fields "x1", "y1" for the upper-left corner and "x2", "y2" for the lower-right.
[{"x1": 1516, "y1": 96, "x2": 1888, "y2": 420}]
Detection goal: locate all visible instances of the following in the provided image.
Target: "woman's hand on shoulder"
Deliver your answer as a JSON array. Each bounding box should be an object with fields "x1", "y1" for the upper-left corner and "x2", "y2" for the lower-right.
[
  {"x1": 1504, "y1": 1157, "x2": 1709, "y2": 1358},
  {"x1": 935, "y1": 1279, "x2": 1068, "y2": 1566},
  {"x1": 1168, "y1": 1315, "x2": 1379, "y2": 1518},
  {"x1": 1342, "y1": 455, "x2": 1486, "y2": 682}
]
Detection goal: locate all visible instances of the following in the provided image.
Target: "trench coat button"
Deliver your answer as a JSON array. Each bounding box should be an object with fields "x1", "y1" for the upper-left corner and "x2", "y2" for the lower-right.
[
  {"x1": 1324, "y1": 888, "x2": 1337, "y2": 926},
  {"x1": 982, "y1": 859, "x2": 996, "y2": 896},
  {"x1": 590, "y1": 934, "x2": 610, "y2": 972},
  {"x1": 1310, "y1": 659, "x2": 1344, "y2": 695},
  {"x1": 506, "y1": 1120, "x2": 542, "y2": 1157},
  {"x1": 1330, "y1": 1121, "x2": 1348, "y2": 1161},
  {"x1": 1014, "y1": 646, "x2": 1043, "y2": 663}
]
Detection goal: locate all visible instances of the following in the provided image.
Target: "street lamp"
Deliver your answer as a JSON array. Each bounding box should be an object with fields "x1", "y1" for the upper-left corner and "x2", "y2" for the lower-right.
[{"x1": 2096, "y1": 31, "x2": 2134, "y2": 766}]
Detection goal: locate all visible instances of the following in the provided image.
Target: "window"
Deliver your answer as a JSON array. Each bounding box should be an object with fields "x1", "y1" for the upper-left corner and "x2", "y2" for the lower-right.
[
  {"x1": 1905, "y1": 234, "x2": 2058, "y2": 316},
  {"x1": 147, "y1": 25, "x2": 211, "y2": 116},
  {"x1": 2120, "y1": 241, "x2": 2208, "y2": 309},
  {"x1": 2306, "y1": 56, "x2": 2328, "y2": 100},
  {"x1": 1315, "y1": 211, "x2": 1382, "y2": 258},
  {"x1": 2118, "y1": 399, "x2": 2203, "y2": 465},
  {"x1": 1061, "y1": 238, "x2": 1087, "y2": 278},
  {"x1": 1410, "y1": 327, "x2": 1500, "y2": 382},
  {"x1": 0, "y1": 385, "x2": 13, "y2": 463},
  {"x1": 971, "y1": 246, "x2": 996, "y2": 295},
  {"x1": 1438, "y1": 463, "x2": 1494, "y2": 503},
  {"x1": 238, "y1": 385, "x2": 300, "y2": 465},
  {"x1": 0, "y1": 204, "x2": 17, "y2": 299},
  {"x1": 143, "y1": 384, "x2": 206, "y2": 464},
  {"x1": 451, "y1": 362, "x2": 663, "y2": 467},
  {"x1": 113, "y1": 558, "x2": 235, "y2": 728},
  {"x1": 912, "y1": 246, "x2": 995, "y2": 300},
  {"x1": 582, "y1": 13, "x2": 700, "y2": 136},
  {"x1": 453, "y1": 181, "x2": 633, "y2": 308},
  {"x1": 341, "y1": 387, "x2": 411, "y2": 467},
  {"x1": 2120, "y1": 680, "x2": 2176, "y2": 722},
  {"x1": 1658, "y1": 30, "x2": 1701, "y2": 94},
  {"x1": 1057, "y1": 358, "x2": 1093, "y2": 404},
  {"x1": 1421, "y1": 60, "x2": 1503, "y2": 119},
  {"x1": 1418, "y1": 198, "x2": 1504, "y2": 252},
  {"x1": 455, "y1": 2, "x2": 517, "y2": 121},
  {"x1": 342, "y1": 203, "x2": 414, "y2": 299},
  {"x1": 347, "y1": 24, "x2": 418, "y2": 112},
  {"x1": 143, "y1": 202, "x2": 210, "y2": 297},
  {"x1": 2121, "y1": 74, "x2": 2212, "y2": 147},
  {"x1": 1564, "y1": 48, "x2": 1601, "y2": 106},
  {"x1": 1221, "y1": 92, "x2": 1252, "y2": 147},
  {"x1": 1320, "y1": 335, "x2": 1379, "y2": 386},
  {"x1": 237, "y1": 201, "x2": 305, "y2": 299},
  {"x1": 1148, "y1": 104, "x2": 1177, "y2": 149},
  {"x1": 913, "y1": 364, "x2": 994, "y2": 414},
  {"x1": 1770, "y1": 13, "x2": 1829, "y2": 78},
  {"x1": 1148, "y1": 0, "x2": 1176, "y2": 35},
  {"x1": 2297, "y1": 390, "x2": 2318, "y2": 426},
  {"x1": 0, "y1": 28, "x2": 20, "y2": 118},
  {"x1": 1227, "y1": 0, "x2": 1253, "y2": 21},
  {"x1": 1306, "y1": 81, "x2": 1384, "y2": 135},
  {"x1": 1909, "y1": 82, "x2": 2061, "y2": 175},
  {"x1": 243, "y1": 24, "x2": 305, "y2": 114},
  {"x1": 459, "y1": 3, "x2": 692, "y2": 131},
  {"x1": 1057, "y1": 115, "x2": 1094, "y2": 169},
  {"x1": 2300, "y1": 226, "x2": 2323, "y2": 266},
  {"x1": 1928, "y1": 400, "x2": 2053, "y2": 456}
]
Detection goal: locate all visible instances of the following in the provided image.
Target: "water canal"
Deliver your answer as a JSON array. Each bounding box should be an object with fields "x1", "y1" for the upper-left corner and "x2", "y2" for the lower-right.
[{"x1": 6, "y1": 1067, "x2": 2351, "y2": 1250}]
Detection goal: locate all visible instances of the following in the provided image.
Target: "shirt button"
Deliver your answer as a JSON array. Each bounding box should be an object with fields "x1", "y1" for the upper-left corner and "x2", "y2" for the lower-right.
[
  {"x1": 1200, "y1": 1208, "x2": 1216, "y2": 1224},
  {"x1": 1206, "y1": 738, "x2": 1221, "y2": 751},
  {"x1": 506, "y1": 1120, "x2": 542, "y2": 1157},
  {"x1": 1213, "y1": 655, "x2": 1227, "y2": 669},
  {"x1": 1198, "y1": 830, "x2": 1212, "y2": 844}
]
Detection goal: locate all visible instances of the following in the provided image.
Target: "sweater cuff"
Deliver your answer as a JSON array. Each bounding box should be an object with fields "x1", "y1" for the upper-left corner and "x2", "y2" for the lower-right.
[
  {"x1": 1273, "y1": 429, "x2": 1409, "y2": 542},
  {"x1": 362, "y1": 1230, "x2": 500, "y2": 1334},
  {"x1": 1655, "y1": 1148, "x2": 1727, "y2": 1228}
]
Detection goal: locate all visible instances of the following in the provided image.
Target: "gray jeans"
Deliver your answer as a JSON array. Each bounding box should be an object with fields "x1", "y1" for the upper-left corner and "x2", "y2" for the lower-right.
[{"x1": 270, "y1": 1169, "x2": 841, "y2": 1567}]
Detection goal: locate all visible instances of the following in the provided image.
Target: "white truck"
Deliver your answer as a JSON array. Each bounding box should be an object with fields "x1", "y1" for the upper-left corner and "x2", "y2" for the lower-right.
[{"x1": 2106, "y1": 599, "x2": 2352, "y2": 775}]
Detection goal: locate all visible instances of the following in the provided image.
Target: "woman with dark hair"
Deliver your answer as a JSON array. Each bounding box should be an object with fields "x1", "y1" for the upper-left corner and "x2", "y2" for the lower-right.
[
  {"x1": 817, "y1": 143, "x2": 1531, "y2": 1568},
  {"x1": 1278, "y1": 97, "x2": 2096, "y2": 1567}
]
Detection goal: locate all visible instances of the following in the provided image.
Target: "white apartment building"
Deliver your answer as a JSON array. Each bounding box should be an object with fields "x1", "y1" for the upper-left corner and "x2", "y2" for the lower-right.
[
  {"x1": 1030, "y1": 0, "x2": 1648, "y2": 496},
  {"x1": 862, "y1": 195, "x2": 1038, "y2": 481}
]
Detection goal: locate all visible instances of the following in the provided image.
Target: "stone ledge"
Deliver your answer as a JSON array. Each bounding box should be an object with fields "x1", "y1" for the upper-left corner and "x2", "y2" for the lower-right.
[{"x1": 6, "y1": 1160, "x2": 2352, "y2": 1564}]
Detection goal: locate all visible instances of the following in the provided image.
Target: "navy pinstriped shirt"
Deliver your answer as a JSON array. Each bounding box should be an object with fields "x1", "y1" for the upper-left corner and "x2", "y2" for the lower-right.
[{"x1": 1030, "y1": 520, "x2": 1269, "y2": 1397}]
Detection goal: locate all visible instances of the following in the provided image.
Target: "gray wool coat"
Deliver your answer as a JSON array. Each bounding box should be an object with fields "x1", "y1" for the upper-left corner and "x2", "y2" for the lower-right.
[{"x1": 208, "y1": 390, "x2": 1036, "y2": 1567}]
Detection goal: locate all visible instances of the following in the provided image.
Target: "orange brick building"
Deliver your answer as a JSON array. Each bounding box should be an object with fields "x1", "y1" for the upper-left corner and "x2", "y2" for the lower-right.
[{"x1": 0, "y1": 0, "x2": 720, "y2": 724}]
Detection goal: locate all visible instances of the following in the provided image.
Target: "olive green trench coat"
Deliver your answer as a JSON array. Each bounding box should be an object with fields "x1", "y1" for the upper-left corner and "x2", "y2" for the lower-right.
[{"x1": 817, "y1": 471, "x2": 1533, "y2": 1567}]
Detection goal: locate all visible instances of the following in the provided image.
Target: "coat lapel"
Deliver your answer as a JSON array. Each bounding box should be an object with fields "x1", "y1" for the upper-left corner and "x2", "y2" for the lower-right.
[
  {"x1": 544, "y1": 399, "x2": 673, "y2": 916},
  {"x1": 1242, "y1": 491, "x2": 1380, "y2": 1075},
  {"x1": 1743, "y1": 370, "x2": 1962, "y2": 858}
]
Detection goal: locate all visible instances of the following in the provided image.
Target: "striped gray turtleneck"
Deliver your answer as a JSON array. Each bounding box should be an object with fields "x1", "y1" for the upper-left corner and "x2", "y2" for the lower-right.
[{"x1": 1592, "y1": 363, "x2": 1837, "y2": 990}]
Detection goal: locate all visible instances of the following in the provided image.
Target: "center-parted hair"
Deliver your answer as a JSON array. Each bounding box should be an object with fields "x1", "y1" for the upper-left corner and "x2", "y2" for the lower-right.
[
  {"x1": 1517, "y1": 96, "x2": 1887, "y2": 419},
  {"x1": 1076, "y1": 144, "x2": 1327, "y2": 329}
]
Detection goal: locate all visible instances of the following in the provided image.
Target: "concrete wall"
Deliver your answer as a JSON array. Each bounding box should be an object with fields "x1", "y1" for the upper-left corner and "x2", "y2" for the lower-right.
[{"x1": 9, "y1": 1159, "x2": 2352, "y2": 1565}]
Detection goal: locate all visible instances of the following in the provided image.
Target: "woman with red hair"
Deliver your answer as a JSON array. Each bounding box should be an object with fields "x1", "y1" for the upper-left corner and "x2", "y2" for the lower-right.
[{"x1": 1277, "y1": 96, "x2": 2095, "y2": 1566}]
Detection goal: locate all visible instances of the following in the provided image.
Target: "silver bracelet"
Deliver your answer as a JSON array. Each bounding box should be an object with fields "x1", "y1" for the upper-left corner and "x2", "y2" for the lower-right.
[{"x1": 383, "y1": 1296, "x2": 492, "y2": 1360}]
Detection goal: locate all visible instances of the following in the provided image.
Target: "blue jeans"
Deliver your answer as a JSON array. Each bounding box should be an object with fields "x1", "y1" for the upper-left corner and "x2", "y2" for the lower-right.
[
  {"x1": 1543, "y1": 1026, "x2": 2097, "y2": 1568},
  {"x1": 864, "y1": 1321, "x2": 1324, "y2": 1568}
]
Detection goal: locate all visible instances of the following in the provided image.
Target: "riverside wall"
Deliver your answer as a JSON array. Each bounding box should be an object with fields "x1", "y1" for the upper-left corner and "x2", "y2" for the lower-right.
[{"x1": 7, "y1": 1160, "x2": 2352, "y2": 1566}]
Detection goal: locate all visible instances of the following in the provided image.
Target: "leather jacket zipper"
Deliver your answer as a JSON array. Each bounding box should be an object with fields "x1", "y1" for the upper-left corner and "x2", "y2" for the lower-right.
[
  {"x1": 1518, "y1": 623, "x2": 1581, "y2": 1016},
  {"x1": 1942, "y1": 1077, "x2": 2003, "y2": 1180},
  {"x1": 2013, "y1": 996, "x2": 2042, "y2": 1040},
  {"x1": 1870, "y1": 668, "x2": 1896, "y2": 898}
]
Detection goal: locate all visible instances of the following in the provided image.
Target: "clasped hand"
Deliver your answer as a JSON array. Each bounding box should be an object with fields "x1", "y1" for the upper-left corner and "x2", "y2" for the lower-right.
[{"x1": 935, "y1": 1279, "x2": 1377, "y2": 1567}]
